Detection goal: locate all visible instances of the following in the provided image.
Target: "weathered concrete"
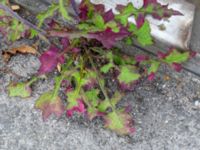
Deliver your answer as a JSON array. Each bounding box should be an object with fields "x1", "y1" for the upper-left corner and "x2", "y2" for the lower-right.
[
  {"x1": 1, "y1": 48, "x2": 200, "y2": 149},
  {"x1": 1, "y1": 1, "x2": 200, "y2": 149}
]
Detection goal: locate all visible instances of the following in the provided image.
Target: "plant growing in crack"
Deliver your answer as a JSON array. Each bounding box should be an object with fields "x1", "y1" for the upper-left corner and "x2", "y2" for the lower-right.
[{"x1": 0, "y1": 0, "x2": 196, "y2": 135}]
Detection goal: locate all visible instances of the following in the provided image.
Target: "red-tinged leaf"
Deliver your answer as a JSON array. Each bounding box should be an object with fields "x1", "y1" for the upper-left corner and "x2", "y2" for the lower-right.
[
  {"x1": 35, "y1": 91, "x2": 65, "y2": 121},
  {"x1": 143, "y1": 0, "x2": 182, "y2": 20},
  {"x1": 83, "y1": 79, "x2": 97, "y2": 90},
  {"x1": 84, "y1": 89, "x2": 100, "y2": 120},
  {"x1": 157, "y1": 51, "x2": 167, "y2": 59},
  {"x1": 103, "y1": 110, "x2": 135, "y2": 135},
  {"x1": 136, "y1": 13, "x2": 145, "y2": 28},
  {"x1": 190, "y1": 51, "x2": 197, "y2": 58},
  {"x1": 82, "y1": 70, "x2": 98, "y2": 90},
  {"x1": 78, "y1": 0, "x2": 96, "y2": 20},
  {"x1": 47, "y1": 19, "x2": 60, "y2": 29},
  {"x1": 163, "y1": 49, "x2": 190, "y2": 64},
  {"x1": 143, "y1": 0, "x2": 157, "y2": 7},
  {"x1": 119, "y1": 82, "x2": 138, "y2": 92},
  {"x1": 94, "y1": 4, "x2": 105, "y2": 13},
  {"x1": 61, "y1": 37, "x2": 70, "y2": 49},
  {"x1": 79, "y1": 4, "x2": 88, "y2": 20},
  {"x1": 7, "y1": 82, "x2": 32, "y2": 98},
  {"x1": 172, "y1": 63, "x2": 182, "y2": 72},
  {"x1": 71, "y1": 47, "x2": 81, "y2": 53},
  {"x1": 38, "y1": 45, "x2": 65, "y2": 75},
  {"x1": 66, "y1": 99, "x2": 86, "y2": 117},
  {"x1": 148, "y1": 72, "x2": 155, "y2": 81},
  {"x1": 89, "y1": 28, "x2": 130, "y2": 48},
  {"x1": 103, "y1": 9, "x2": 114, "y2": 23},
  {"x1": 117, "y1": 66, "x2": 140, "y2": 84},
  {"x1": 135, "y1": 55, "x2": 149, "y2": 62}
]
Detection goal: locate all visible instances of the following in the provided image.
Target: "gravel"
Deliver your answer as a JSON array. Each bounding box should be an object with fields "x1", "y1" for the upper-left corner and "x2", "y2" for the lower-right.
[{"x1": 8, "y1": 54, "x2": 40, "y2": 78}]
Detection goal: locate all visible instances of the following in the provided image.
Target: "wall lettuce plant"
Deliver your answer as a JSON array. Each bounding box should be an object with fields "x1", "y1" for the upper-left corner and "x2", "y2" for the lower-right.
[{"x1": 0, "y1": 0, "x2": 196, "y2": 135}]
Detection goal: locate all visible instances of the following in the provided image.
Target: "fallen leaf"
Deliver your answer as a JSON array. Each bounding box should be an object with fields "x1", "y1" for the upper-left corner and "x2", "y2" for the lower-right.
[
  {"x1": 11, "y1": 5, "x2": 20, "y2": 11},
  {"x1": 3, "y1": 45, "x2": 38, "y2": 62},
  {"x1": 8, "y1": 45, "x2": 37, "y2": 54}
]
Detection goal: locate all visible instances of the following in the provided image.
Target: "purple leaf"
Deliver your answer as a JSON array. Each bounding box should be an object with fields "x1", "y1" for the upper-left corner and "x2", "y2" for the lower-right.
[
  {"x1": 71, "y1": 47, "x2": 81, "y2": 53},
  {"x1": 61, "y1": 37, "x2": 70, "y2": 49},
  {"x1": 89, "y1": 27, "x2": 130, "y2": 48},
  {"x1": 94, "y1": 4, "x2": 105, "y2": 13},
  {"x1": 172, "y1": 63, "x2": 182, "y2": 72},
  {"x1": 66, "y1": 99, "x2": 86, "y2": 117},
  {"x1": 157, "y1": 51, "x2": 167, "y2": 59},
  {"x1": 135, "y1": 55, "x2": 149, "y2": 62},
  {"x1": 147, "y1": 72, "x2": 155, "y2": 81},
  {"x1": 103, "y1": 9, "x2": 115, "y2": 23},
  {"x1": 35, "y1": 92, "x2": 65, "y2": 121},
  {"x1": 143, "y1": 0, "x2": 183, "y2": 20},
  {"x1": 38, "y1": 45, "x2": 65, "y2": 75},
  {"x1": 136, "y1": 13, "x2": 145, "y2": 28}
]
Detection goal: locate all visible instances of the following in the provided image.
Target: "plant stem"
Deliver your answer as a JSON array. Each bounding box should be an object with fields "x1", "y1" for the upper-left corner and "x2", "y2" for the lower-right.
[
  {"x1": 86, "y1": 49, "x2": 117, "y2": 112},
  {"x1": 0, "y1": 4, "x2": 45, "y2": 34},
  {"x1": 0, "y1": 4, "x2": 49, "y2": 43},
  {"x1": 48, "y1": 30, "x2": 88, "y2": 39}
]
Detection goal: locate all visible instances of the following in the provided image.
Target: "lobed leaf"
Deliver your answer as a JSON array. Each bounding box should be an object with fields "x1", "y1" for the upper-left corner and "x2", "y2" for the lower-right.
[
  {"x1": 135, "y1": 21, "x2": 153, "y2": 46},
  {"x1": 35, "y1": 91, "x2": 65, "y2": 121},
  {"x1": 38, "y1": 45, "x2": 65, "y2": 75},
  {"x1": 164, "y1": 50, "x2": 190, "y2": 64},
  {"x1": 89, "y1": 27, "x2": 130, "y2": 48},
  {"x1": 118, "y1": 66, "x2": 140, "y2": 84},
  {"x1": 104, "y1": 110, "x2": 135, "y2": 135},
  {"x1": 7, "y1": 82, "x2": 32, "y2": 98}
]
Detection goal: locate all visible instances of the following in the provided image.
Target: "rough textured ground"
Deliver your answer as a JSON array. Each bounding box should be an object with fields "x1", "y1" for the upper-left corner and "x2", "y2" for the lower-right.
[
  {"x1": 1, "y1": 0, "x2": 200, "y2": 149},
  {"x1": 1, "y1": 49, "x2": 200, "y2": 150}
]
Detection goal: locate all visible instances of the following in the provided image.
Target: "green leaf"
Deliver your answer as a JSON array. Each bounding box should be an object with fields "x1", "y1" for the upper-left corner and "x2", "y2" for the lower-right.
[
  {"x1": 66, "y1": 90, "x2": 80, "y2": 109},
  {"x1": 30, "y1": 29, "x2": 38, "y2": 38},
  {"x1": 106, "y1": 21, "x2": 119, "y2": 33},
  {"x1": 92, "y1": 14, "x2": 105, "y2": 29},
  {"x1": 85, "y1": 89, "x2": 99, "y2": 107},
  {"x1": 98, "y1": 100, "x2": 110, "y2": 112},
  {"x1": 128, "y1": 23, "x2": 137, "y2": 32},
  {"x1": 8, "y1": 20, "x2": 24, "y2": 41},
  {"x1": 72, "y1": 71, "x2": 97, "y2": 87},
  {"x1": 124, "y1": 37, "x2": 133, "y2": 45},
  {"x1": 104, "y1": 110, "x2": 134, "y2": 135},
  {"x1": 115, "y1": 3, "x2": 136, "y2": 26},
  {"x1": 100, "y1": 63, "x2": 114, "y2": 73},
  {"x1": 7, "y1": 82, "x2": 32, "y2": 98},
  {"x1": 84, "y1": 89, "x2": 100, "y2": 120},
  {"x1": 118, "y1": 66, "x2": 140, "y2": 84},
  {"x1": 98, "y1": 92, "x2": 122, "y2": 112},
  {"x1": 148, "y1": 60, "x2": 160, "y2": 74},
  {"x1": 164, "y1": 50, "x2": 190, "y2": 64},
  {"x1": 37, "y1": 3, "x2": 59, "y2": 27},
  {"x1": 77, "y1": 23, "x2": 91, "y2": 31},
  {"x1": 135, "y1": 21, "x2": 153, "y2": 46},
  {"x1": 59, "y1": 0, "x2": 71, "y2": 20}
]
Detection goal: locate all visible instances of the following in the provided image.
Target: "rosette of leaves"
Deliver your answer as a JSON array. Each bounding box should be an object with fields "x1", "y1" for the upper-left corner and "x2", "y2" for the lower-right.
[{"x1": 6, "y1": 0, "x2": 196, "y2": 135}]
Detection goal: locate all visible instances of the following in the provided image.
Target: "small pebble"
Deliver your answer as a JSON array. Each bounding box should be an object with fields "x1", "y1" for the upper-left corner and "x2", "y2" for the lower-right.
[{"x1": 194, "y1": 100, "x2": 200, "y2": 107}]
